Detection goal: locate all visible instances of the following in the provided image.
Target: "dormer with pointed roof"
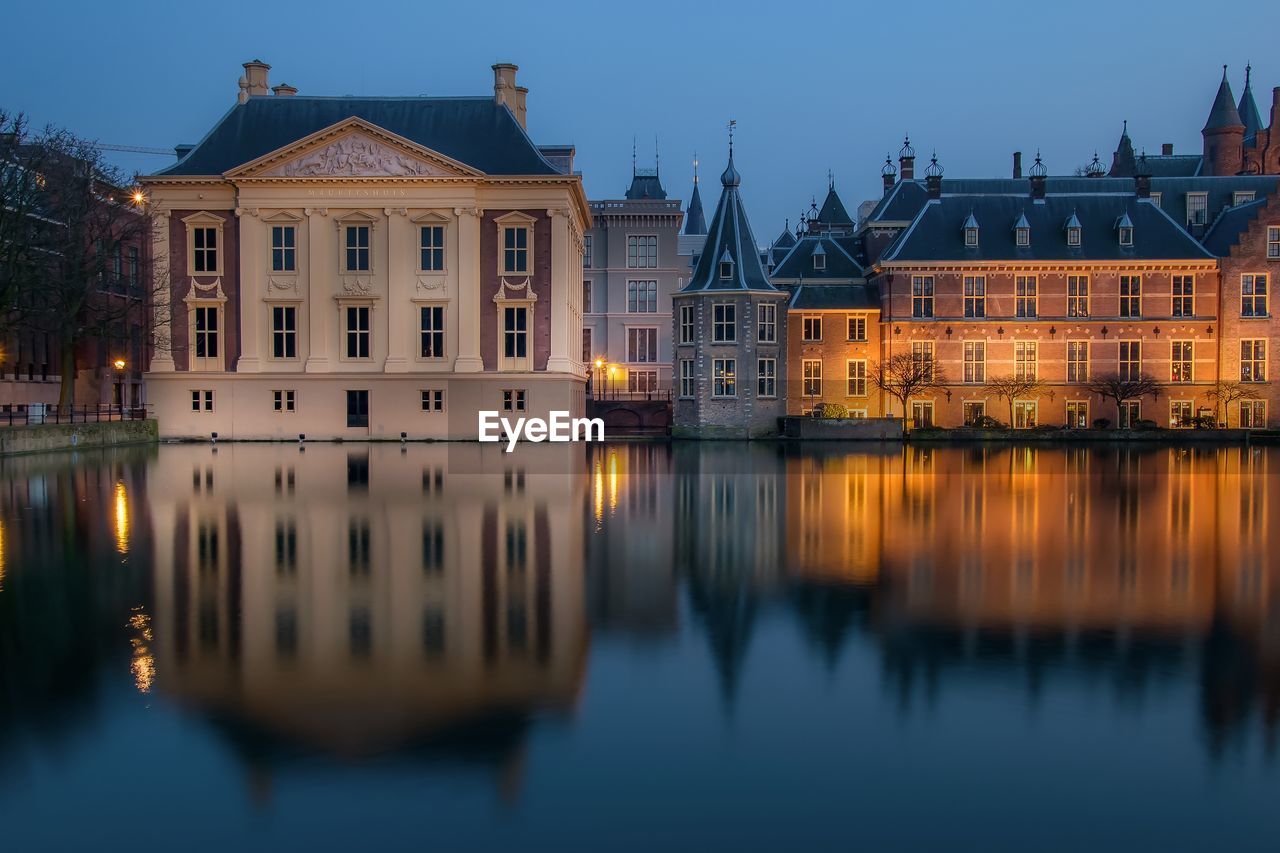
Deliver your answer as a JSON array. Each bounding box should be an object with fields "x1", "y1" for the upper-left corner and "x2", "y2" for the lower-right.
[
  {"x1": 1013, "y1": 211, "x2": 1031, "y2": 247},
  {"x1": 1203, "y1": 66, "x2": 1245, "y2": 175},
  {"x1": 1064, "y1": 211, "x2": 1082, "y2": 247},
  {"x1": 962, "y1": 212, "x2": 979, "y2": 248}
]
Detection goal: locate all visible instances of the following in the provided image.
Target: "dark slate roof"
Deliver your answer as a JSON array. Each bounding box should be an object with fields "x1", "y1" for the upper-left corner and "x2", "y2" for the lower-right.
[
  {"x1": 680, "y1": 153, "x2": 779, "y2": 293},
  {"x1": 1140, "y1": 154, "x2": 1202, "y2": 177},
  {"x1": 626, "y1": 170, "x2": 667, "y2": 199},
  {"x1": 881, "y1": 194, "x2": 1213, "y2": 263},
  {"x1": 864, "y1": 179, "x2": 929, "y2": 224},
  {"x1": 788, "y1": 283, "x2": 881, "y2": 311},
  {"x1": 155, "y1": 96, "x2": 559, "y2": 177},
  {"x1": 683, "y1": 181, "x2": 707, "y2": 234},
  {"x1": 772, "y1": 223, "x2": 796, "y2": 250},
  {"x1": 1203, "y1": 70, "x2": 1244, "y2": 131},
  {"x1": 1202, "y1": 197, "x2": 1268, "y2": 257},
  {"x1": 771, "y1": 235, "x2": 865, "y2": 280},
  {"x1": 1148, "y1": 175, "x2": 1279, "y2": 230},
  {"x1": 1109, "y1": 123, "x2": 1136, "y2": 176},
  {"x1": 1239, "y1": 68, "x2": 1264, "y2": 142},
  {"x1": 816, "y1": 186, "x2": 854, "y2": 226}
]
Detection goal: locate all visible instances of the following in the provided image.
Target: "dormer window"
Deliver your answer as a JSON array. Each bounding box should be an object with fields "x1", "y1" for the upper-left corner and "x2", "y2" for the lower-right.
[
  {"x1": 1116, "y1": 212, "x2": 1134, "y2": 247},
  {"x1": 1119, "y1": 226, "x2": 1133, "y2": 246},
  {"x1": 1016, "y1": 227, "x2": 1029, "y2": 247},
  {"x1": 812, "y1": 243, "x2": 826, "y2": 271},
  {"x1": 964, "y1": 227, "x2": 979, "y2": 248},
  {"x1": 1067, "y1": 227, "x2": 1081, "y2": 247},
  {"x1": 718, "y1": 249, "x2": 734, "y2": 280},
  {"x1": 1234, "y1": 191, "x2": 1256, "y2": 206}
]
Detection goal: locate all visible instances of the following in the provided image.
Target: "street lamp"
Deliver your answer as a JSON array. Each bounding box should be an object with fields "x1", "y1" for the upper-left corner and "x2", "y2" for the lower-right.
[
  {"x1": 112, "y1": 359, "x2": 127, "y2": 413},
  {"x1": 593, "y1": 357, "x2": 605, "y2": 398}
]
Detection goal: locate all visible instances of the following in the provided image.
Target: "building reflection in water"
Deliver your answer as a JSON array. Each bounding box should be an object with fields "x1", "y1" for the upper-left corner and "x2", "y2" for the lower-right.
[{"x1": 145, "y1": 442, "x2": 589, "y2": 796}]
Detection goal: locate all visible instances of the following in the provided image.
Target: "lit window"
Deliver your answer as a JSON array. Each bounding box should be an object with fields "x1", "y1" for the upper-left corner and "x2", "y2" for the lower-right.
[
  {"x1": 802, "y1": 359, "x2": 822, "y2": 396},
  {"x1": 712, "y1": 358, "x2": 736, "y2": 397},
  {"x1": 713, "y1": 303, "x2": 735, "y2": 342},
  {"x1": 419, "y1": 225, "x2": 444, "y2": 271},
  {"x1": 758, "y1": 358, "x2": 777, "y2": 398},
  {"x1": 1172, "y1": 275, "x2": 1194, "y2": 317},
  {"x1": 271, "y1": 305, "x2": 297, "y2": 359},
  {"x1": 758, "y1": 304, "x2": 777, "y2": 343},
  {"x1": 1067, "y1": 275, "x2": 1089, "y2": 317},
  {"x1": 1066, "y1": 401, "x2": 1089, "y2": 429},
  {"x1": 1241, "y1": 339, "x2": 1267, "y2": 382},
  {"x1": 846, "y1": 359, "x2": 867, "y2": 396},
  {"x1": 420, "y1": 305, "x2": 444, "y2": 359},
  {"x1": 272, "y1": 226, "x2": 296, "y2": 272},
  {"x1": 1242, "y1": 274, "x2": 1269, "y2": 317},
  {"x1": 345, "y1": 225, "x2": 370, "y2": 271},
  {"x1": 345, "y1": 306, "x2": 370, "y2": 359},
  {"x1": 627, "y1": 235, "x2": 658, "y2": 269},
  {"x1": 963, "y1": 341, "x2": 985, "y2": 384},
  {"x1": 1171, "y1": 340, "x2": 1193, "y2": 383},
  {"x1": 963, "y1": 276, "x2": 985, "y2": 318}
]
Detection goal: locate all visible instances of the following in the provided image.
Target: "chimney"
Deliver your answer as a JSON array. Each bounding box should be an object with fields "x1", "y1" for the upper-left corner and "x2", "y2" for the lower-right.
[
  {"x1": 899, "y1": 135, "x2": 916, "y2": 181},
  {"x1": 1272, "y1": 88, "x2": 1280, "y2": 138},
  {"x1": 1012, "y1": 151, "x2": 1022, "y2": 179},
  {"x1": 514, "y1": 85, "x2": 528, "y2": 129},
  {"x1": 492, "y1": 62, "x2": 519, "y2": 114},
  {"x1": 272, "y1": 83, "x2": 298, "y2": 97},
  {"x1": 238, "y1": 60, "x2": 270, "y2": 102},
  {"x1": 1161, "y1": 143, "x2": 1173, "y2": 156}
]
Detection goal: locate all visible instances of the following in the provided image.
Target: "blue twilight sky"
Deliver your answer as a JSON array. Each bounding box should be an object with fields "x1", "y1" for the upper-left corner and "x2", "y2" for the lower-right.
[{"x1": 2, "y1": 0, "x2": 1276, "y2": 238}]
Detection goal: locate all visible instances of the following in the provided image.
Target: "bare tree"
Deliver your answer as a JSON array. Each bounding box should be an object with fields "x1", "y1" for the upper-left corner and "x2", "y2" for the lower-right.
[
  {"x1": 984, "y1": 375, "x2": 1051, "y2": 426},
  {"x1": 0, "y1": 110, "x2": 50, "y2": 330},
  {"x1": 870, "y1": 352, "x2": 947, "y2": 427},
  {"x1": 1087, "y1": 373, "x2": 1162, "y2": 427},
  {"x1": 3, "y1": 120, "x2": 168, "y2": 406},
  {"x1": 1204, "y1": 381, "x2": 1259, "y2": 428}
]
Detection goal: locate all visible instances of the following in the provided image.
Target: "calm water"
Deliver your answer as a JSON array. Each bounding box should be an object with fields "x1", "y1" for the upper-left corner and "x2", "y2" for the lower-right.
[{"x1": 1, "y1": 441, "x2": 1278, "y2": 851}]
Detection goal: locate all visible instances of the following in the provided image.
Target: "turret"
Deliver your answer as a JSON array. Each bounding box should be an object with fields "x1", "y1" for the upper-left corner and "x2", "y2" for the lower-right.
[{"x1": 1202, "y1": 66, "x2": 1245, "y2": 175}]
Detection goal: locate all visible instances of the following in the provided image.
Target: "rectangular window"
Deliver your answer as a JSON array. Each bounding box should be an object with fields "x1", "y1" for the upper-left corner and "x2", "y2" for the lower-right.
[
  {"x1": 1119, "y1": 400, "x2": 1141, "y2": 429},
  {"x1": 1170, "y1": 400, "x2": 1193, "y2": 428},
  {"x1": 1150, "y1": 192, "x2": 1162, "y2": 208},
  {"x1": 1066, "y1": 340, "x2": 1089, "y2": 383},
  {"x1": 1269, "y1": 227, "x2": 1280, "y2": 259},
  {"x1": 190, "y1": 390, "x2": 214, "y2": 412},
  {"x1": 1015, "y1": 276, "x2": 1038, "y2": 318},
  {"x1": 1014, "y1": 340, "x2": 1037, "y2": 380},
  {"x1": 1242, "y1": 274, "x2": 1269, "y2": 317},
  {"x1": 628, "y1": 370, "x2": 657, "y2": 393},
  {"x1": 912, "y1": 276, "x2": 934, "y2": 318},
  {"x1": 503, "y1": 226, "x2": 529, "y2": 274},
  {"x1": 911, "y1": 341, "x2": 934, "y2": 381},
  {"x1": 1233, "y1": 191, "x2": 1256, "y2": 206},
  {"x1": 582, "y1": 328, "x2": 592, "y2": 364},
  {"x1": 758, "y1": 358, "x2": 777, "y2": 398},
  {"x1": 679, "y1": 359, "x2": 695, "y2": 398},
  {"x1": 272, "y1": 225, "x2": 296, "y2": 272},
  {"x1": 627, "y1": 235, "x2": 658, "y2": 268},
  {"x1": 1013, "y1": 400, "x2": 1038, "y2": 429},
  {"x1": 963, "y1": 401, "x2": 986, "y2": 426},
  {"x1": 713, "y1": 303, "x2": 736, "y2": 342},
  {"x1": 127, "y1": 246, "x2": 139, "y2": 289},
  {"x1": 419, "y1": 225, "x2": 444, "y2": 271},
  {"x1": 345, "y1": 225, "x2": 370, "y2": 271},
  {"x1": 627, "y1": 327, "x2": 658, "y2": 363},
  {"x1": 963, "y1": 340, "x2": 985, "y2": 384},
  {"x1": 193, "y1": 305, "x2": 219, "y2": 359},
  {"x1": 419, "y1": 305, "x2": 444, "y2": 359},
  {"x1": 1120, "y1": 275, "x2": 1142, "y2": 318},
  {"x1": 583, "y1": 234, "x2": 593, "y2": 268},
  {"x1": 345, "y1": 389, "x2": 369, "y2": 428},
  {"x1": 421, "y1": 389, "x2": 445, "y2": 412},
  {"x1": 502, "y1": 389, "x2": 527, "y2": 412},
  {"x1": 802, "y1": 359, "x2": 822, "y2": 397},
  {"x1": 1241, "y1": 339, "x2": 1267, "y2": 382},
  {"x1": 847, "y1": 314, "x2": 867, "y2": 342},
  {"x1": 912, "y1": 401, "x2": 935, "y2": 428},
  {"x1": 758, "y1": 304, "x2": 777, "y2": 343},
  {"x1": 345, "y1": 306, "x2": 370, "y2": 359},
  {"x1": 712, "y1": 358, "x2": 736, "y2": 397},
  {"x1": 1170, "y1": 340, "x2": 1194, "y2": 383},
  {"x1": 1067, "y1": 275, "x2": 1089, "y2": 317},
  {"x1": 679, "y1": 304, "x2": 695, "y2": 344},
  {"x1": 1016, "y1": 228, "x2": 1030, "y2": 248},
  {"x1": 583, "y1": 280, "x2": 592, "y2": 313},
  {"x1": 192, "y1": 226, "x2": 218, "y2": 273},
  {"x1": 1240, "y1": 400, "x2": 1267, "y2": 429},
  {"x1": 1172, "y1": 275, "x2": 1194, "y2": 317},
  {"x1": 1119, "y1": 340, "x2": 1141, "y2": 381},
  {"x1": 271, "y1": 305, "x2": 297, "y2": 359},
  {"x1": 503, "y1": 306, "x2": 528, "y2": 359},
  {"x1": 802, "y1": 316, "x2": 823, "y2": 342},
  {"x1": 627, "y1": 280, "x2": 658, "y2": 313},
  {"x1": 1186, "y1": 193, "x2": 1208, "y2": 226},
  {"x1": 273, "y1": 389, "x2": 296, "y2": 413},
  {"x1": 1066, "y1": 401, "x2": 1089, "y2": 429},
  {"x1": 846, "y1": 359, "x2": 867, "y2": 396},
  {"x1": 963, "y1": 276, "x2": 986, "y2": 318}
]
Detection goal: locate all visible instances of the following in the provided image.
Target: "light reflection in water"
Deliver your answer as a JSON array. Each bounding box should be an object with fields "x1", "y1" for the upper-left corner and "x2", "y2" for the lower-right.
[
  {"x1": 114, "y1": 480, "x2": 130, "y2": 554},
  {"x1": 128, "y1": 606, "x2": 154, "y2": 693}
]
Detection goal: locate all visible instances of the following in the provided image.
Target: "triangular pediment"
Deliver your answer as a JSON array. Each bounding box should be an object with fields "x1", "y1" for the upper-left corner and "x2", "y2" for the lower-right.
[{"x1": 228, "y1": 118, "x2": 481, "y2": 179}]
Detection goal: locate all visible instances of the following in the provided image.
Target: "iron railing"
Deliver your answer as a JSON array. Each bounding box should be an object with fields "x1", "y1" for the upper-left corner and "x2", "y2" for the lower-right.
[
  {"x1": 1, "y1": 404, "x2": 150, "y2": 426},
  {"x1": 588, "y1": 388, "x2": 673, "y2": 403}
]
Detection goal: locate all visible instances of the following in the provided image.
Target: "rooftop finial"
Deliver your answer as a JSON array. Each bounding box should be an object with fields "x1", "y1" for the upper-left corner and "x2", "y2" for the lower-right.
[
  {"x1": 1122, "y1": 119, "x2": 1128, "y2": 137},
  {"x1": 720, "y1": 120, "x2": 740, "y2": 187},
  {"x1": 693, "y1": 151, "x2": 699, "y2": 185},
  {"x1": 828, "y1": 169, "x2": 834, "y2": 189},
  {"x1": 1245, "y1": 63, "x2": 1252, "y2": 87},
  {"x1": 900, "y1": 134, "x2": 915, "y2": 159},
  {"x1": 632, "y1": 135, "x2": 637, "y2": 177},
  {"x1": 1222, "y1": 64, "x2": 1229, "y2": 81},
  {"x1": 654, "y1": 134, "x2": 660, "y2": 176}
]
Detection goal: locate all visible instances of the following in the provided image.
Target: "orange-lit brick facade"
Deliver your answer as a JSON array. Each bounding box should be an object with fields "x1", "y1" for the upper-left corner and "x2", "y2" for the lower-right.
[{"x1": 785, "y1": 305, "x2": 883, "y2": 417}]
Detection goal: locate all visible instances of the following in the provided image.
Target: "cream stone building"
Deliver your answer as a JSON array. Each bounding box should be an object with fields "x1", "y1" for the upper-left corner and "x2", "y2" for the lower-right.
[{"x1": 140, "y1": 61, "x2": 590, "y2": 439}]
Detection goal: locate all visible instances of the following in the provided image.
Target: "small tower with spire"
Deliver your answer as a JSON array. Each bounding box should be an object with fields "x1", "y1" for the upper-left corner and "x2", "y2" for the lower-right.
[
  {"x1": 1238, "y1": 64, "x2": 1264, "y2": 145},
  {"x1": 672, "y1": 121, "x2": 788, "y2": 438},
  {"x1": 1202, "y1": 65, "x2": 1245, "y2": 176},
  {"x1": 683, "y1": 152, "x2": 707, "y2": 236},
  {"x1": 1109, "y1": 120, "x2": 1137, "y2": 177}
]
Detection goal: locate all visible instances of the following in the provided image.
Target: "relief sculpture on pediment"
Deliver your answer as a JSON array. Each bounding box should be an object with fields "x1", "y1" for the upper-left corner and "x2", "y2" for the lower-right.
[{"x1": 268, "y1": 134, "x2": 450, "y2": 178}]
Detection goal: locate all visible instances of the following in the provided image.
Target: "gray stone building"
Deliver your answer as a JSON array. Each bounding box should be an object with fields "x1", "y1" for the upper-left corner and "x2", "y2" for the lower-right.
[
  {"x1": 672, "y1": 148, "x2": 788, "y2": 438},
  {"x1": 583, "y1": 166, "x2": 684, "y2": 394}
]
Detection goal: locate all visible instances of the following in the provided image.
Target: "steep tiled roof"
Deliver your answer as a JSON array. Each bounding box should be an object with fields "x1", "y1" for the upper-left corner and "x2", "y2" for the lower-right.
[
  {"x1": 626, "y1": 171, "x2": 667, "y2": 199},
  {"x1": 683, "y1": 180, "x2": 707, "y2": 234},
  {"x1": 156, "y1": 96, "x2": 559, "y2": 177},
  {"x1": 816, "y1": 186, "x2": 854, "y2": 226},
  {"x1": 680, "y1": 152, "x2": 779, "y2": 293},
  {"x1": 1239, "y1": 66, "x2": 1264, "y2": 142},
  {"x1": 1203, "y1": 197, "x2": 1268, "y2": 257},
  {"x1": 1203, "y1": 68, "x2": 1244, "y2": 132},
  {"x1": 789, "y1": 283, "x2": 881, "y2": 310},
  {"x1": 771, "y1": 235, "x2": 865, "y2": 280}
]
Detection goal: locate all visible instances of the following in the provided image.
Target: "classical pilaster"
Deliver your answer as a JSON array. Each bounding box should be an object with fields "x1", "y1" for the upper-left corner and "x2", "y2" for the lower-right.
[
  {"x1": 149, "y1": 209, "x2": 176, "y2": 372},
  {"x1": 304, "y1": 207, "x2": 331, "y2": 372},
  {"x1": 454, "y1": 206, "x2": 484, "y2": 372},
  {"x1": 235, "y1": 207, "x2": 262, "y2": 372},
  {"x1": 546, "y1": 207, "x2": 573, "y2": 373},
  {"x1": 384, "y1": 207, "x2": 410, "y2": 372}
]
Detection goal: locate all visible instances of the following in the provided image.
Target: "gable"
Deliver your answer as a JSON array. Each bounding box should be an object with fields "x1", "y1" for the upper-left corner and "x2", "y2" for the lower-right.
[{"x1": 228, "y1": 119, "x2": 481, "y2": 179}]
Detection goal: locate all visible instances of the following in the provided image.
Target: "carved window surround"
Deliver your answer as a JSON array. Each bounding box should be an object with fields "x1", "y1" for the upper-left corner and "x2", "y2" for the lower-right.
[
  {"x1": 183, "y1": 211, "x2": 225, "y2": 278},
  {"x1": 495, "y1": 210, "x2": 536, "y2": 278},
  {"x1": 334, "y1": 210, "x2": 379, "y2": 294},
  {"x1": 494, "y1": 278, "x2": 537, "y2": 372},
  {"x1": 263, "y1": 211, "x2": 303, "y2": 293},
  {"x1": 412, "y1": 211, "x2": 450, "y2": 292}
]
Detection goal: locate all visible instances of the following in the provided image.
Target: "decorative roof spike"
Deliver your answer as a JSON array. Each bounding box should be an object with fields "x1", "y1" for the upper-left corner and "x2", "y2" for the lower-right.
[
  {"x1": 881, "y1": 154, "x2": 897, "y2": 176},
  {"x1": 900, "y1": 134, "x2": 915, "y2": 159},
  {"x1": 1065, "y1": 210, "x2": 1082, "y2": 230},
  {"x1": 1085, "y1": 152, "x2": 1105, "y2": 177},
  {"x1": 962, "y1": 211, "x2": 979, "y2": 230},
  {"x1": 1135, "y1": 150, "x2": 1152, "y2": 178},
  {"x1": 1028, "y1": 150, "x2": 1048, "y2": 178},
  {"x1": 924, "y1": 152, "x2": 943, "y2": 178}
]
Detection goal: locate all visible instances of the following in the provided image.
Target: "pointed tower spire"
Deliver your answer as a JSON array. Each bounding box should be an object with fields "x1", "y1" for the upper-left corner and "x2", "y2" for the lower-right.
[
  {"x1": 1238, "y1": 63, "x2": 1264, "y2": 142},
  {"x1": 1109, "y1": 120, "x2": 1136, "y2": 177},
  {"x1": 1204, "y1": 65, "x2": 1244, "y2": 131},
  {"x1": 684, "y1": 151, "x2": 707, "y2": 236},
  {"x1": 1203, "y1": 65, "x2": 1246, "y2": 176}
]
